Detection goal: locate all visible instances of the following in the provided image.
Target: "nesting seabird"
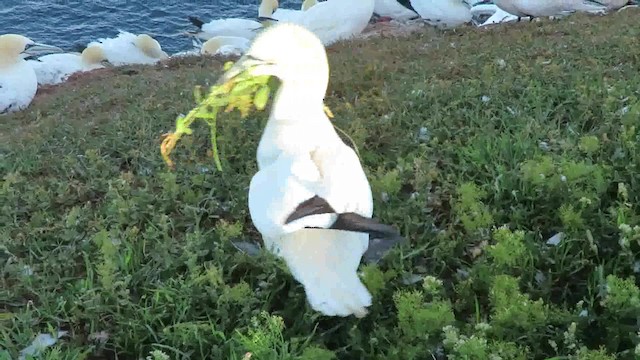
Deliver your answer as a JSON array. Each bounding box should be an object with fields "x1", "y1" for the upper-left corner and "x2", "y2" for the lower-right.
[
  {"x1": 88, "y1": 31, "x2": 168, "y2": 66},
  {"x1": 27, "y1": 44, "x2": 110, "y2": 86},
  {"x1": 200, "y1": 36, "x2": 250, "y2": 57},
  {"x1": 216, "y1": 23, "x2": 404, "y2": 318},
  {"x1": 0, "y1": 34, "x2": 62, "y2": 114}
]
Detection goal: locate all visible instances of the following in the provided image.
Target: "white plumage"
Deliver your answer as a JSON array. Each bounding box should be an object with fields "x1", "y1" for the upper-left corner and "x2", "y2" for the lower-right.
[
  {"x1": 494, "y1": 0, "x2": 607, "y2": 18},
  {"x1": 201, "y1": 36, "x2": 250, "y2": 57},
  {"x1": 189, "y1": 18, "x2": 264, "y2": 41},
  {"x1": 373, "y1": 0, "x2": 419, "y2": 21},
  {"x1": 410, "y1": 0, "x2": 473, "y2": 28},
  {"x1": 88, "y1": 31, "x2": 168, "y2": 66},
  {"x1": 268, "y1": 0, "x2": 319, "y2": 22},
  {"x1": 0, "y1": 34, "x2": 62, "y2": 114},
  {"x1": 27, "y1": 45, "x2": 109, "y2": 86},
  {"x1": 217, "y1": 23, "x2": 400, "y2": 317},
  {"x1": 186, "y1": 1, "x2": 274, "y2": 41},
  {"x1": 477, "y1": 5, "x2": 522, "y2": 25},
  {"x1": 597, "y1": 0, "x2": 630, "y2": 10},
  {"x1": 265, "y1": 0, "x2": 375, "y2": 46}
]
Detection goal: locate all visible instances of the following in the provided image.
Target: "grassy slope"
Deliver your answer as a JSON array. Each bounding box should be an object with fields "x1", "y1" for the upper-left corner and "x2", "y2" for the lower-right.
[{"x1": 2, "y1": 10, "x2": 640, "y2": 360}]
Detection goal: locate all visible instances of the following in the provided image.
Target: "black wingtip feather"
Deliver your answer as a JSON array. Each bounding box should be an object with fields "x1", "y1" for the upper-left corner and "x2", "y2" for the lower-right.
[
  {"x1": 330, "y1": 213, "x2": 403, "y2": 241},
  {"x1": 285, "y1": 196, "x2": 336, "y2": 224},
  {"x1": 188, "y1": 16, "x2": 205, "y2": 29},
  {"x1": 257, "y1": 16, "x2": 279, "y2": 22}
]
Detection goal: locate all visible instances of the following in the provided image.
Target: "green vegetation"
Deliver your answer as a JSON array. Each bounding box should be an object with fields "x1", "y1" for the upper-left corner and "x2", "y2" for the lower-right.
[{"x1": 2, "y1": 10, "x2": 640, "y2": 360}]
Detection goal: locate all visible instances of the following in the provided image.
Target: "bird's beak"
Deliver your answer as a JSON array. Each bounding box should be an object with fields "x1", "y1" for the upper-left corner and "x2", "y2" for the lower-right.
[
  {"x1": 257, "y1": 16, "x2": 279, "y2": 28},
  {"x1": 215, "y1": 55, "x2": 268, "y2": 86},
  {"x1": 23, "y1": 42, "x2": 64, "y2": 57},
  {"x1": 473, "y1": 0, "x2": 492, "y2": 4},
  {"x1": 257, "y1": 16, "x2": 278, "y2": 22}
]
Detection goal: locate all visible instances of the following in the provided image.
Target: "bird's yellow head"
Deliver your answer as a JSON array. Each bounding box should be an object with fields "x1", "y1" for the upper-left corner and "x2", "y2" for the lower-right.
[
  {"x1": 201, "y1": 36, "x2": 243, "y2": 56},
  {"x1": 135, "y1": 34, "x2": 169, "y2": 60},
  {"x1": 258, "y1": 0, "x2": 279, "y2": 17},
  {"x1": 217, "y1": 22, "x2": 328, "y2": 94},
  {"x1": 81, "y1": 44, "x2": 111, "y2": 66},
  {"x1": 0, "y1": 34, "x2": 63, "y2": 67}
]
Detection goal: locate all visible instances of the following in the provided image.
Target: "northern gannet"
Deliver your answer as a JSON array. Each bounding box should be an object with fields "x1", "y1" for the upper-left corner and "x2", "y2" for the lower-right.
[
  {"x1": 410, "y1": 0, "x2": 473, "y2": 28},
  {"x1": 88, "y1": 31, "x2": 168, "y2": 66},
  {"x1": 27, "y1": 45, "x2": 110, "y2": 86},
  {"x1": 492, "y1": 0, "x2": 607, "y2": 20},
  {"x1": 201, "y1": 36, "x2": 250, "y2": 57},
  {"x1": 216, "y1": 23, "x2": 403, "y2": 318},
  {"x1": 186, "y1": 1, "x2": 274, "y2": 41},
  {"x1": 263, "y1": 0, "x2": 375, "y2": 46},
  {"x1": 263, "y1": 0, "x2": 319, "y2": 22},
  {"x1": 0, "y1": 34, "x2": 62, "y2": 114}
]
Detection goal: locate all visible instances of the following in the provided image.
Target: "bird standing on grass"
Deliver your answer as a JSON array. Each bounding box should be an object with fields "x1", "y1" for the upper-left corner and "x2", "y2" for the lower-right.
[
  {"x1": 216, "y1": 23, "x2": 404, "y2": 318},
  {"x1": 491, "y1": 0, "x2": 607, "y2": 21},
  {"x1": 0, "y1": 34, "x2": 63, "y2": 114}
]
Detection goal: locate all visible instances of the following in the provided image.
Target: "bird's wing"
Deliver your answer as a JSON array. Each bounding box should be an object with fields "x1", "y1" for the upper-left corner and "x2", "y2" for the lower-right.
[
  {"x1": 248, "y1": 141, "x2": 402, "y2": 243},
  {"x1": 298, "y1": 0, "x2": 372, "y2": 45},
  {"x1": 29, "y1": 54, "x2": 82, "y2": 85},
  {"x1": 0, "y1": 82, "x2": 17, "y2": 114},
  {"x1": 248, "y1": 151, "x2": 335, "y2": 241},
  {"x1": 202, "y1": 19, "x2": 261, "y2": 38}
]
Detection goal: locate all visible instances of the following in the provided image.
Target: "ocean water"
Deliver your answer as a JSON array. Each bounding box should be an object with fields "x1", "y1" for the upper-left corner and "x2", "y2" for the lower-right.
[{"x1": 2, "y1": 0, "x2": 299, "y2": 54}]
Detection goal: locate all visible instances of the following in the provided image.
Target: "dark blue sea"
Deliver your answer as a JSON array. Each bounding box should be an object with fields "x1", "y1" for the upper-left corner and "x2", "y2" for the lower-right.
[{"x1": 2, "y1": 0, "x2": 299, "y2": 54}]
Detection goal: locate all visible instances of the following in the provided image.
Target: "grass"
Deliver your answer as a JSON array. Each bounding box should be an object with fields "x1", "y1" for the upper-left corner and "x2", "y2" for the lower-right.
[{"x1": 2, "y1": 10, "x2": 640, "y2": 360}]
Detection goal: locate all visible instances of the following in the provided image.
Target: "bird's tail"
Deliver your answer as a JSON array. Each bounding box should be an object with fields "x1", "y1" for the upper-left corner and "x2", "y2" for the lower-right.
[{"x1": 277, "y1": 229, "x2": 372, "y2": 318}]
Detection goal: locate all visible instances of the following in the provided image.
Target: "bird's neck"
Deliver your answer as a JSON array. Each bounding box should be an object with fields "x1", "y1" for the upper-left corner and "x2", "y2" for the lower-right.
[
  {"x1": 270, "y1": 83, "x2": 327, "y2": 122},
  {"x1": 256, "y1": 83, "x2": 336, "y2": 169},
  {"x1": 0, "y1": 56, "x2": 19, "y2": 69}
]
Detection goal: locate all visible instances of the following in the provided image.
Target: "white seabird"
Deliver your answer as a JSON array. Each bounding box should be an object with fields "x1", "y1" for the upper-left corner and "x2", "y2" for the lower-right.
[
  {"x1": 264, "y1": 0, "x2": 375, "y2": 46},
  {"x1": 201, "y1": 36, "x2": 250, "y2": 57},
  {"x1": 186, "y1": 1, "x2": 274, "y2": 41},
  {"x1": 88, "y1": 31, "x2": 168, "y2": 66},
  {"x1": 0, "y1": 34, "x2": 62, "y2": 114},
  {"x1": 492, "y1": 0, "x2": 606, "y2": 20},
  {"x1": 410, "y1": 0, "x2": 473, "y2": 28},
  {"x1": 216, "y1": 23, "x2": 403, "y2": 318},
  {"x1": 27, "y1": 45, "x2": 110, "y2": 86}
]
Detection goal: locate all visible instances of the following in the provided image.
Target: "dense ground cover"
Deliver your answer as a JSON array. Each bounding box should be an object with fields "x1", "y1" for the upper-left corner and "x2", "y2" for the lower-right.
[{"x1": 2, "y1": 10, "x2": 640, "y2": 360}]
